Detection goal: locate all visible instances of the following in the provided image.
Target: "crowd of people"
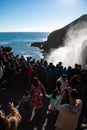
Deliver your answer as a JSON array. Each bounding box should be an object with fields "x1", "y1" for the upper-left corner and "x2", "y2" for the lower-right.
[{"x1": 0, "y1": 46, "x2": 87, "y2": 130}]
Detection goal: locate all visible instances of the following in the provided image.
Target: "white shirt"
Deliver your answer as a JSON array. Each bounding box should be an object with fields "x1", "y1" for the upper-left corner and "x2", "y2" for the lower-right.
[
  {"x1": 55, "y1": 98, "x2": 83, "y2": 130},
  {"x1": 57, "y1": 77, "x2": 68, "y2": 90}
]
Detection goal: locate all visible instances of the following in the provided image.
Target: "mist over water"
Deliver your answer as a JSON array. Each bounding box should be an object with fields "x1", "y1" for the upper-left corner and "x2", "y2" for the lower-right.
[{"x1": 46, "y1": 22, "x2": 87, "y2": 67}]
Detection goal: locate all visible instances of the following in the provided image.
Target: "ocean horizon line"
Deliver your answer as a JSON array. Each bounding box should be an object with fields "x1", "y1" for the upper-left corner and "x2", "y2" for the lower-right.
[{"x1": 0, "y1": 31, "x2": 50, "y2": 33}]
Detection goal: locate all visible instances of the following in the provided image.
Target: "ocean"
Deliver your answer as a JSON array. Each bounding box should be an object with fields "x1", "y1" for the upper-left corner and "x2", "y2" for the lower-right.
[{"x1": 0, "y1": 32, "x2": 49, "y2": 60}]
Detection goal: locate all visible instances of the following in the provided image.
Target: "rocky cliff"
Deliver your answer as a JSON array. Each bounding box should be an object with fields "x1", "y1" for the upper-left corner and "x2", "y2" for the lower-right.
[
  {"x1": 31, "y1": 14, "x2": 87, "y2": 52},
  {"x1": 31, "y1": 14, "x2": 87, "y2": 65}
]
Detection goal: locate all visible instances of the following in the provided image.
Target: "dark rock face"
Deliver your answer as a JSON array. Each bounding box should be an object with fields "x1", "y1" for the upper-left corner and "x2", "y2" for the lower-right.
[
  {"x1": 31, "y1": 14, "x2": 87, "y2": 65},
  {"x1": 31, "y1": 41, "x2": 47, "y2": 49},
  {"x1": 31, "y1": 14, "x2": 87, "y2": 52},
  {"x1": 31, "y1": 27, "x2": 67, "y2": 52}
]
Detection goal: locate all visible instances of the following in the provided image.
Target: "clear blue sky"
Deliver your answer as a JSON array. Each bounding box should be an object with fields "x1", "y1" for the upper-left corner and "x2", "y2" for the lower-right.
[{"x1": 0, "y1": 0, "x2": 87, "y2": 32}]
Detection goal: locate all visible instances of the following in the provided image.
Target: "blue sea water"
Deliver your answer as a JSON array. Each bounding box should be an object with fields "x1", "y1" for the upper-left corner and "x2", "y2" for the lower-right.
[{"x1": 0, "y1": 32, "x2": 49, "y2": 60}]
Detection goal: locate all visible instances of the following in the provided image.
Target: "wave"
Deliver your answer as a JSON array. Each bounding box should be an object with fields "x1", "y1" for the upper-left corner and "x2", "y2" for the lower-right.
[
  {"x1": 0, "y1": 41, "x2": 11, "y2": 45},
  {"x1": 0, "y1": 32, "x2": 49, "y2": 60},
  {"x1": 42, "y1": 37, "x2": 47, "y2": 41}
]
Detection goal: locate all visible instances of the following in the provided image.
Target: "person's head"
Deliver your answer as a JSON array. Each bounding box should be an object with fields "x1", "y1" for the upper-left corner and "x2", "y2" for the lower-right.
[
  {"x1": 52, "y1": 89, "x2": 58, "y2": 99},
  {"x1": 59, "y1": 62, "x2": 62, "y2": 66},
  {"x1": 69, "y1": 89, "x2": 78, "y2": 105},
  {"x1": 62, "y1": 74, "x2": 67, "y2": 82},
  {"x1": 25, "y1": 90, "x2": 29, "y2": 96},
  {"x1": 0, "y1": 110, "x2": 9, "y2": 130},
  {"x1": 60, "y1": 88, "x2": 70, "y2": 104},
  {"x1": 0, "y1": 61, "x2": 3, "y2": 66},
  {"x1": 32, "y1": 77, "x2": 38, "y2": 88},
  {"x1": 49, "y1": 62, "x2": 53, "y2": 67}
]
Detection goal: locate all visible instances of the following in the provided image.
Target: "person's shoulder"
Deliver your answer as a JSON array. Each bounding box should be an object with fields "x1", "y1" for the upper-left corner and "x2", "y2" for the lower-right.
[
  {"x1": 76, "y1": 99, "x2": 83, "y2": 107},
  {"x1": 76, "y1": 99, "x2": 83, "y2": 103},
  {"x1": 58, "y1": 103, "x2": 69, "y2": 108}
]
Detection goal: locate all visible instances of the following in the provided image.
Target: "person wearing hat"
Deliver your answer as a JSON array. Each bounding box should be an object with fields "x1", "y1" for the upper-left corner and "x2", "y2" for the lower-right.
[{"x1": 52, "y1": 88, "x2": 83, "y2": 130}]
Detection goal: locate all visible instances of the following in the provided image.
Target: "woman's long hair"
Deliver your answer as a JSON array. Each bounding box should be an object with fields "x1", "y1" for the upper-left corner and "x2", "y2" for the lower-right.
[{"x1": 32, "y1": 77, "x2": 38, "y2": 88}]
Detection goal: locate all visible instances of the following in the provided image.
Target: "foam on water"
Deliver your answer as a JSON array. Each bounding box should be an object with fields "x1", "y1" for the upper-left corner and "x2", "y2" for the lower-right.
[
  {"x1": 0, "y1": 32, "x2": 49, "y2": 60},
  {"x1": 0, "y1": 41, "x2": 11, "y2": 45}
]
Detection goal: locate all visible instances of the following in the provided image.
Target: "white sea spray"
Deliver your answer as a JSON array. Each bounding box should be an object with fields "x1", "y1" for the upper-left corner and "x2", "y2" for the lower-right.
[{"x1": 46, "y1": 21, "x2": 87, "y2": 67}]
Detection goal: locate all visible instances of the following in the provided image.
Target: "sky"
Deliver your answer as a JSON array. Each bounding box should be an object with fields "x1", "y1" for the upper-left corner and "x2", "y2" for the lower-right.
[{"x1": 0, "y1": 0, "x2": 87, "y2": 32}]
